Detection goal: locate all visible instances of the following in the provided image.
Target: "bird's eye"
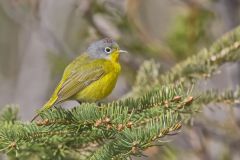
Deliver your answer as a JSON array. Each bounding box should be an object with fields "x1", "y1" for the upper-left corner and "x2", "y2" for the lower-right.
[{"x1": 104, "y1": 47, "x2": 112, "y2": 54}]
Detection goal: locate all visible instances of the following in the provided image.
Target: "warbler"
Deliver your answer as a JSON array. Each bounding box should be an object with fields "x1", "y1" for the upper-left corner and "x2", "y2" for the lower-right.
[{"x1": 31, "y1": 38, "x2": 126, "y2": 121}]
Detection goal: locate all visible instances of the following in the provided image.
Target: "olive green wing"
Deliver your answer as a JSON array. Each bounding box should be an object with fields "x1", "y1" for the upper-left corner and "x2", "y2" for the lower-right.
[{"x1": 56, "y1": 60, "x2": 106, "y2": 103}]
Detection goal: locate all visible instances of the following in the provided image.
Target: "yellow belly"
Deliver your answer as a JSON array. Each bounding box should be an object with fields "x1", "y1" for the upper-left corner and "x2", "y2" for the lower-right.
[{"x1": 74, "y1": 71, "x2": 119, "y2": 102}]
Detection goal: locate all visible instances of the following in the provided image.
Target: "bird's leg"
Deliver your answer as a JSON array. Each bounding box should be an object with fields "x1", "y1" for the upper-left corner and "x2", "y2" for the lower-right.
[
  {"x1": 76, "y1": 101, "x2": 103, "y2": 106},
  {"x1": 97, "y1": 102, "x2": 104, "y2": 107}
]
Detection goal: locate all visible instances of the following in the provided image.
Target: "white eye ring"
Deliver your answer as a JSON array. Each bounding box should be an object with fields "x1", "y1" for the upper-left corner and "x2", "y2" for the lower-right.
[{"x1": 104, "y1": 47, "x2": 112, "y2": 54}]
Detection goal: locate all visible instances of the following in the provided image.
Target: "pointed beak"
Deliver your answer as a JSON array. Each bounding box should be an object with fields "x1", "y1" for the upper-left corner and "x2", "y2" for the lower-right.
[{"x1": 119, "y1": 50, "x2": 128, "y2": 53}]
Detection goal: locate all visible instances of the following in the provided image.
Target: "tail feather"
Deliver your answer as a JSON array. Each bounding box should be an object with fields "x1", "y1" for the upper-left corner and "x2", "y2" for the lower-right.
[
  {"x1": 31, "y1": 96, "x2": 59, "y2": 122},
  {"x1": 31, "y1": 113, "x2": 40, "y2": 122}
]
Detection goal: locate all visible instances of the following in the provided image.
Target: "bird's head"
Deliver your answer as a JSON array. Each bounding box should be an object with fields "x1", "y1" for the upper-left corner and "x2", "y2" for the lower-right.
[{"x1": 87, "y1": 38, "x2": 127, "y2": 62}]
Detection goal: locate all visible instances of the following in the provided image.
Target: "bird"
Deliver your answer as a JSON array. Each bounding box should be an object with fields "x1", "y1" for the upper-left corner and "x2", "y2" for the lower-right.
[{"x1": 31, "y1": 38, "x2": 127, "y2": 122}]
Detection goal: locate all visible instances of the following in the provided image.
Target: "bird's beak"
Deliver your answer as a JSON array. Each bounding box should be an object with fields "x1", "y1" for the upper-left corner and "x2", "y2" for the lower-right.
[{"x1": 119, "y1": 50, "x2": 128, "y2": 53}]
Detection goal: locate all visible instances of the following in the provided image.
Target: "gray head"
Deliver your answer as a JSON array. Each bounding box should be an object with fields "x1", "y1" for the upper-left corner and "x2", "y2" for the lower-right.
[{"x1": 87, "y1": 38, "x2": 126, "y2": 60}]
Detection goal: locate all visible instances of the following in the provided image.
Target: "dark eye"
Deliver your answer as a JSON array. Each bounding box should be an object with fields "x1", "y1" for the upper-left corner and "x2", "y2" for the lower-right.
[{"x1": 104, "y1": 47, "x2": 112, "y2": 54}]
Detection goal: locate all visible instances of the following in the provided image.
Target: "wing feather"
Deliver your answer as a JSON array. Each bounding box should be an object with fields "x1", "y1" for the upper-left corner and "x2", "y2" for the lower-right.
[{"x1": 56, "y1": 63, "x2": 106, "y2": 103}]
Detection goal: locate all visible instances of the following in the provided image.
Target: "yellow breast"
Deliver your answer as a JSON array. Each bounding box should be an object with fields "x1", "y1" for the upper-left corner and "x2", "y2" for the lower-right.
[{"x1": 74, "y1": 59, "x2": 121, "y2": 102}]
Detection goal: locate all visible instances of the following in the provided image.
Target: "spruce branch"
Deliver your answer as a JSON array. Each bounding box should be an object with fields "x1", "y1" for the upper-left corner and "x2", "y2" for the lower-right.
[
  {"x1": 89, "y1": 113, "x2": 182, "y2": 160},
  {"x1": 0, "y1": 84, "x2": 194, "y2": 159},
  {"x1": 196, "y1": 87, "x2": 240, "y2": 105},
  {"x1": 0, "y1": 104, "x2": 19, "y2": 123},
  {"x1": 161, "y1": 26, "x2": 240, "y2": 84},
  {"x1": 128, "y1": 26, "x2": 240, "y2": 98}
]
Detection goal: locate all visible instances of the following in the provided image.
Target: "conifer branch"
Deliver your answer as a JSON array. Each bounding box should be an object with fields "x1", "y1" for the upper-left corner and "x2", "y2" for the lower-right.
[
  {"x1": 0, "y1": 84, "x2": 194, "y2": 159},
  {"x1": 129, "y1": 26, "x2": 240, "y2": 97},
  {"x1": 196, "y1": 87, "x2": 240, "y2": 105},
  {"x1": 161, "y1": 26, "x2": 240, "y2": 84}
]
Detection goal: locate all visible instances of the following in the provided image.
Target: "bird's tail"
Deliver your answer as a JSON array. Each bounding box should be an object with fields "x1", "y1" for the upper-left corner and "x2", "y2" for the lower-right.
[
  {"x1": 31, "y1": 96, "x2": 58, "y2": 122},
  {"x1": 31, "y1": 113, "x2": 40, "y2": 122}
]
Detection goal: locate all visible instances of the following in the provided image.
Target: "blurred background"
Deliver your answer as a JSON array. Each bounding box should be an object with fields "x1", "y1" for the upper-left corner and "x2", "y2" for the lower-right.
[{"x1": 0, "y1": 0, "x2": 240, "y2": 159}]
